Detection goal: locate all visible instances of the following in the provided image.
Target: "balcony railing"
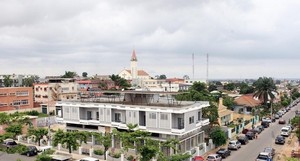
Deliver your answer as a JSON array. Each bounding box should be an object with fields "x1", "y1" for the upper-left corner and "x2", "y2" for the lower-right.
[{"x1": 196, "y1": 118, "x2": 210, "y2": 127}]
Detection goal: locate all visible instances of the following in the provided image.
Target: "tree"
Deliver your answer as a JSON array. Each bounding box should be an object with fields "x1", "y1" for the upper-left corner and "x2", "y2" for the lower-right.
[
  {"x1": 28, "y1": 128, "x2": 48, "y2": 146},
  {"x1": 159, "y1": 74, "x2": 167, "y2": 79},
  {"x1": 253, "y1": 77, "x2": 277, "y2": 105},
  {"x1": 158, "y1": 139, "x2": 191, "y2": 161},
  {"x1": 208, "y1": 84, "x2": 217, "y2": 92},
  {"x1": 238, "y1": 82, "x2": 254, "y2": 94},
  {"x1": 183, "y1": 75, "x2": 190, "y2": 80},
  {"x1": 61, "y1": 71, "x2": 77, "y2": 78},
  {"x1": 190, "y1": 82, "x2": 207, "y2": 93},
  {"x1": 224, "y1": 83, "x2": 235, "y2": 91},
  {"x1": 5, "y1": 124, "x2": 22, "y2": 137},
  {"x1": 109, "y1": 74, "x2": 130, "y2": 89},
  {"x1": 223, "y1": 96, "x2": 235, "y2": 110},
  {"x1": 82, "y1": 72, "x2": 88, "y2": 77},
  {"x1": 3, "y1": 75, "x2": 13, "y2": 87},
  {"x1": 22, "y1": 76, "x2": 35, "y2": 87},
  {"x1": 52, "y1": 129, "x2": 80, "y2": 154},
  {"x1": 209, "y1": 126, "x2": 227, "y2": 147},
  {"x1": 94, "y1": 132, "x2": 112, "y2": 160}
]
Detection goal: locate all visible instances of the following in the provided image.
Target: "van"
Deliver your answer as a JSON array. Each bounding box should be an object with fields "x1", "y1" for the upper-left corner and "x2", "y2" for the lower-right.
[{"x1": 281, "y1": 127, "x2": 290, "y2": 137}]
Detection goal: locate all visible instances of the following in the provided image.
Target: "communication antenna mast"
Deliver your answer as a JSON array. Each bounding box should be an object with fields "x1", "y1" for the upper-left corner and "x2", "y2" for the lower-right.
[
  {"x1": 206, "y1": 53, "x2": 209, "y2": 84},
  {"x1": 192, "y1": 53, "x2": 195, "y2": 79}
]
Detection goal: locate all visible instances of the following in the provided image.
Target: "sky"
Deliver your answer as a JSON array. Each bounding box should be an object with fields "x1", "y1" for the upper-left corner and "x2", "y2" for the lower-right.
[{"x1": 0, "y1": 0, "x2": 300, "y2": 79}]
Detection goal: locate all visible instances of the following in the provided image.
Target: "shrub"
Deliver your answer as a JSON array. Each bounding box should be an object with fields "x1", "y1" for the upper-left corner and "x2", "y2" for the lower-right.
[
  {"x1": 94, "y1": 149, "x2": 104, "y2": 155},
  {"x1": 42, "y1": 149, "x2": 55, "y2": 155},
  {"x1": 36, "y1": 154, "x2": 52, "y2": 161},
  {"x1": 127, "y1": 155, "x2": 134, "y2": 161},
  {"x1": 109, "y1": 151, "x2": 121, "y2": 158}
]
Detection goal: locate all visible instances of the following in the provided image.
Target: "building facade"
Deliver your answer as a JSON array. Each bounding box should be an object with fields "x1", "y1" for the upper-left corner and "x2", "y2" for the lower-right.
[
  {"x1": 0, "y1": 87, "x2": 34, "y2": 112},
  {"x1": 55, "y1": 91, "x2": 210, "y2": 155}
]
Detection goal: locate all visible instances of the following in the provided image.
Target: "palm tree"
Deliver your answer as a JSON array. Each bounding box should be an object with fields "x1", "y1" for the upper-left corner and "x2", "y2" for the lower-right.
[
  {"x1": 253, "y1": 77, "x2": 278, "y2": 117},
  {"x1": 3, "y1": 75, "x2": 13, "y2": 87}
]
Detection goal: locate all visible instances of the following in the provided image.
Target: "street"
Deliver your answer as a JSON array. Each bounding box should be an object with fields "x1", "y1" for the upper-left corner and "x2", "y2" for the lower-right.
[
  {"x1": 225, "y1": 103, "x2": 300, "y2": 161},
  {"x1": 0, "y1": 152, "x2": 36, "y2": 161}
]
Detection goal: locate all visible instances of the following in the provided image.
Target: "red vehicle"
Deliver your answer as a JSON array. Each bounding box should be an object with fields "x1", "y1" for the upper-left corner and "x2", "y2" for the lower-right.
[
  {"x1": 193, "y1": 156, "x2": 204, "y2": 161},
  {"x1": 242, "y1": 128, "x2": 250, "y2": 134}
]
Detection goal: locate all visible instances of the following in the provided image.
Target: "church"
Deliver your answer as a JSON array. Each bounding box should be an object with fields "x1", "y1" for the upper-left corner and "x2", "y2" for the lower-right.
[{"x1": 118, "y1": 50, "x2": 151, "y2": 86}]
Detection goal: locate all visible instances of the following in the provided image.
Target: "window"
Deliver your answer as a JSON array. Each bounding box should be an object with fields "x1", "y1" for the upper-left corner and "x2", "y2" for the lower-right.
[
  {"x1": 16, "y1": 91, "x2": 29, "y2": 96},
  {"x1": 198, "y1": 111, "x2": 201, "y2": 120},
  {"x1": 0, "y1": 93, "x2": 7, "y2": 96},
  {"x1": 160, "y1": 114, "x2": 168, "y2": 120},
  {"x1": 13, "y1": 100, "x2": 21, "y2": 106},
  {"x1": 149, "y1": 113, "x2": 156, "y2": 119},
  {"x1": 0, "y1": 103, "x2": 8, "y2": 107},
  {"x1": 96, "y1": 112, "x2": 99, "y2": 120},
  {"x1": 10, "y1": 93, "x2": 15, "y2": 96},
  {"x1": 115, "y1": 113, "x2": 121, "y2": 122},
  {"x1": 189, "y1": 116, "x2": 194, "y2": 124},
  {"x1": 21, "y1": 100, "x2": 28, "y2": 105}
]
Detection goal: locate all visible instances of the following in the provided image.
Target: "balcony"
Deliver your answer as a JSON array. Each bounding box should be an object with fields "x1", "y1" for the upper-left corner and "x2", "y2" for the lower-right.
[
  {"x1": 111, "y1": 121, "x2": 127, "y2": 129},
  {"x1": 79, "y1": 118, "x2": 100, "y2": 125},
  {"x1": 196, "y1": 118, "x2": 210, "y2": 127},
  {"x1": 171, "y1": 128, "x2": 185, "y2": 134}
]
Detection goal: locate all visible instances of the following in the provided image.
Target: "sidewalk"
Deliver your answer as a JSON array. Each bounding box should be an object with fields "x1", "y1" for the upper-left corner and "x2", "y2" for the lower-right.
[{"x1": 15, "y1": 140, "x2": 106, "y2": 161}]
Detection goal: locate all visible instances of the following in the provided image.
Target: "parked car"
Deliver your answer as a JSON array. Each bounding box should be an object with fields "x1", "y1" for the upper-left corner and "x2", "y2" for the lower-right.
[
  {"x1": 261, "y1": 121, "x2": 270, "y2": 128},
  {"x1": 256, "y1": 152, "x2": 272, "y2": 161},
  {"x1": 263, "y1": 147, "x2": 275, "y2": 157},
  {"x1": 262, "y1": 117, "x2": 272, "y2": 123},
  {"x1": 253, "y1": 127, "x2": 262, "y2": 134},
  {"x1": 206, "y1": 154, "x2": 222, "y2": 161},
  {"x1": 1, "y1": 139, "x2": 17, "y2": 149},
  {"x1": 237, "y1": 135, "x2": 249, "y2": 145},
  {"x1": 274, "y1": 114, "x2": 280, "y2": 119},
  {"x1": 192, "y1": 156, "x2": 205, "y2": 161},
  {"x1": 242, "y1": 128, "x2": 250, "y2": 134},
  {"x1": 256, "y1": 125, "x2": 265, "y2": 131},
  {"x1": 278, "y1": 119, "x2": 286, "y2": 124},
  {"x1": 246, "y1": 131, "x2": 255, "y2": 140},
  {"x1": 275, "y1": 135, "x2": 285, "y2": 144},
  {"x1": 228, "y1": 140, "x2": 241, "y2": 150},
  {"x1": 216, "y1": 148, "x2": 231, "y2": 158},
  {"x1": 286, "y1": 124, "x2": 294, "y2": 131},
  {"x1": 21, "y1": 146, "x2": 38, "y2": 157}
]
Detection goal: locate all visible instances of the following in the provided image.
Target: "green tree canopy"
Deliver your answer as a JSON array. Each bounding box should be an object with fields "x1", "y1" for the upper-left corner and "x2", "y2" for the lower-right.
[
  {"x1": 82, "y1": 72, "x2": 88, "y2": 77},
  {"x1": 52, "y1": 129, "x2": 83, "y2": 154},
  {"x1": 159, "y1": 74, "x2": 167, "y2": 79},
  {"x1": 61, "y1": 71, "x2": 77, "y2": 78},
  {"x1": 28, "y1": 127, "x2": 48, "y2": 146},
  {"x1": 253, "y1": 77, "x2": 277, "y2": 105},
  {"x1": 22, "y1": 76, "x2": 35, "y2": 87},
  {"x1": 209, "y1": 126, "x2": 227, "y2": 147},
  {"x1": 109, "y1": 74, "x2": 131, "y2": 89},
  {"x1": 224, "y1": 83, "x2": 235, "y2": 91},
  {"x1": 190, "y1": 82, "x2": 207, "y2": 93},
  {"x1": 3, "y1": 75, "x2": 13, "y2": 87}
]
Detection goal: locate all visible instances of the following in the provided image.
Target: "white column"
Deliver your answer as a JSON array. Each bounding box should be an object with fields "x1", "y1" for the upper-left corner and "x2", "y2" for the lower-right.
[
  {"x1": 79, "y1": 147, "x2": 82, "y2": 155},
  {"x1": 121, "y1": 153, "x2": 124, "y2": 161},
  {"x1": 58, "y1": 143, "x2": 61, "y2": 151},
  {"x1": 89, "y1": 148, "x2": 94, "y2": 157}
]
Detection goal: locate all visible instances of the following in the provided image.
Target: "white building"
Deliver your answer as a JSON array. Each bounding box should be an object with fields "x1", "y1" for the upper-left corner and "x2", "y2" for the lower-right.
[
  {"x1": 55, "y1": 91, "x2": 210, "y2": 156},
  {"x1": 119, "y1": 50, "x2": 151, "y2": 87}
]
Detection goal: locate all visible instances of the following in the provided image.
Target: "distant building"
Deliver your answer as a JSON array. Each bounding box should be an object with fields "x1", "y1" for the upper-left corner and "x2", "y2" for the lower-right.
[
  {"x1": 119, "y1": 50, "x2": 151, "y2": 86},
  {"x1": 234, "y1": 94, "x2": 261, "y2": 114},
  {"x1": 0, "y1": 87, "x2": 34, "y2": 112},
  {"x1": 217, "y1": 97, "x2": 233, "y2": 126},
  {"x1": 0, "y1": 74, "x2": 38, "y2": 87}
]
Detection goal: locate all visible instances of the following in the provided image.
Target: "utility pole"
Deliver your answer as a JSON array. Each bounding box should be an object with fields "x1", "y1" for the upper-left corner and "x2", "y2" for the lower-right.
[
  {"x1": 192, "y1": 53, "x2": 195, "y2": 79},
  {"x1": 206, "y1": 53, "x2": 209, "y2": 84}
]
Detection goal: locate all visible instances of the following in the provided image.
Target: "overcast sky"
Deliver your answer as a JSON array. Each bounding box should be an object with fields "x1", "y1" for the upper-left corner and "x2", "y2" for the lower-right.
[{"x1": 1, "y1": 0, "x2": 300, "y2": 79}]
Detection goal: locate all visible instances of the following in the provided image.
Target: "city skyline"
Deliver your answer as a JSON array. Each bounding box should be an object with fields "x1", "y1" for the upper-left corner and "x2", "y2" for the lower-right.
[{"x1": 0, "y1": 0, "x2": 300, "y2": 79}]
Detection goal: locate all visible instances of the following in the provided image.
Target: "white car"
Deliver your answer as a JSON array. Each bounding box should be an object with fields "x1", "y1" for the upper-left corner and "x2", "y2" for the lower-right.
[
  {"x1": 256, "y1": 152, "x2": 272, "y2": 161},
  {"x1": 228, "y1": 140, "x2": 241, "y2": 150},
  {"x1": 77, "y1": 157, "x2": 100, "y2": 161},
  {"x1": 262, "y1": 117, "x2": 272, "y2": 123},
  {"x1": 281, "y1": 127, "x2": 291, "y2": 137}
]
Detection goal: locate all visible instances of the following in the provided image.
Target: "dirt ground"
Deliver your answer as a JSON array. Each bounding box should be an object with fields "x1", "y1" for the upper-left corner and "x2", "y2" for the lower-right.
[{"x1": 274, "y1": 132, "x2": 300, "y2": 161}]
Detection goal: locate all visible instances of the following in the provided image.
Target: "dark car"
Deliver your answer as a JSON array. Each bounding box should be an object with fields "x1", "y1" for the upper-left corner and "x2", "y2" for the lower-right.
[
  {"x1": 21, "y1": 146, "x2": 38, "y2": 157},
  {"x1": 275, "y1": 135, "x2": 285, "y2": 144},
  {"x1": 253, "y1": 128, "x2": 262, "y2": 134},
  {"x1": 246, "y1": 131, "x2": 255, "y2": 140},
  {"x1": 237, "y1": 135, "x2": 249, "y2": 145},
  {"x1": 261, "y1": 121, "x2": 270, "y2": 128},
  {"x1": 216, "y1": 148, "x2": 231, "y2": 158},
  {"x1": 263, "y1": 147, "x2": 275, "y2": 157},
  {"x1": 1, "y1": 139, "x2": 18, "y2": 149}
]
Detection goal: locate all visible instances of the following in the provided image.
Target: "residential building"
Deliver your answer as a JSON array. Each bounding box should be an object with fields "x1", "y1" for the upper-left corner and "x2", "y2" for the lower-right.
[
  {"x1": 34, "y1": 78, "x2": 79, "y2": 114},
  {"x1": 0, "y1": 87, "x2": 34, "y2": 112},
  {"x1": 217, "y1": 97, "x2": 233, "y2": 126},
  {"x1": 234, "y1": 94, "x2": 261, "y2": 114},
  {"x1": 184, "y1": 79, "x2": 207, "y2": 85},
  {"x1": 141, "y1": 79, "x2": 166, "y2": 91},
  {"x1": 0, "y1": 74, "x2": 38, "y2": 87},
  {"x1": 55, "y1": 91, "x2": 210, "y2": 156}
]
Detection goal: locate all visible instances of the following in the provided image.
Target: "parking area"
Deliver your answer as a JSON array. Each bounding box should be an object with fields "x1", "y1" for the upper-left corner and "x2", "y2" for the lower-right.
[{"x1": 0, "y1": 152, "x2": 37, "y2": 161}]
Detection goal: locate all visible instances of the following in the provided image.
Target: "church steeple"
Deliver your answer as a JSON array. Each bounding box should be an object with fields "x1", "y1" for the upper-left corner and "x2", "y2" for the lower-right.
[
  {"x1": 130, "y1": 49, "x2": 138, "y2": 79},
  {"x1": 131, "y1": 49, "x2": 137, "y2": 61}
]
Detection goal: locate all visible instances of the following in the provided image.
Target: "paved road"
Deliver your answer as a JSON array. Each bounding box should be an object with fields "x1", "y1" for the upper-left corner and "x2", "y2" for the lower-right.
[
  {"x1": 0, "y1": 152, "x2": 36, "y2": 161},
  {"x1": 225, "y1": 103, "x2": 300, "y2": 161}
]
